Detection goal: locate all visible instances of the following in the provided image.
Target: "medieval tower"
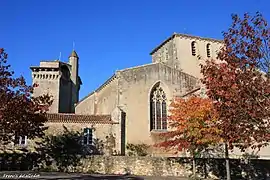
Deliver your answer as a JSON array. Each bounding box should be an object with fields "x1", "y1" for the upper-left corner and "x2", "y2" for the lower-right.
[{"x1": 30, "y1": 50, "x2": 82, "y2": 113}]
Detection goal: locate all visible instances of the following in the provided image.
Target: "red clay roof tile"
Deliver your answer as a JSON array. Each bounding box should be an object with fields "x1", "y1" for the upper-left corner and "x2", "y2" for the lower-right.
[{"x1": 45, "y1": 113, "x2": 116, "y2": 124}]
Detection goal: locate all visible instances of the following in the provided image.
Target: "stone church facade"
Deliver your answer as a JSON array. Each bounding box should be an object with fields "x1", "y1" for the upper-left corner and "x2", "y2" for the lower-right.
[{"x1": 29, "y1": 33, "x2": 270, "y2": 158}]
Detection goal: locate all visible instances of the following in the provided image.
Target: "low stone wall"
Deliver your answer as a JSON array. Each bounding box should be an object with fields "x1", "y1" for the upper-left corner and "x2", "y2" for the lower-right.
[
  {"x1": 1, "y1": 153, "x2": 270, "y2": 179},
  {"x1": 74, "y1": 156, "x2": 191, "y2": 176},
  {"x1": 0, "y1": 153, "x2": 191, "y2": 177}
]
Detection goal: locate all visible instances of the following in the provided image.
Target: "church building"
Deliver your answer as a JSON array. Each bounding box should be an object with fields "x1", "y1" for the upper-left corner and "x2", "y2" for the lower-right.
[
  {"x1": 30, "y1": 33, "x2": 222, "y2": 155},
  {"x1": 30, "y1": 33, "x2": 270, "y2": 158}
]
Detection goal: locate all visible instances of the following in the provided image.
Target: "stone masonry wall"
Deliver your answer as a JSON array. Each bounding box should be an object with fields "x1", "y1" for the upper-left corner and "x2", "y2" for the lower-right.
[
  {"x1": 1, "y1": 122, "x2": 121, "y2": 155},
  {"x1": 95, "y1": 77, "x2": 118, "y2": 115},
  {"x1": 151, "y1": 35, "x2": 223, "y2": 79},
  {"x1": 1, "y1": 152, "x2": 270, "y2": 179},
  {"x1": 50, "y1": 156, "x2": 192, "y2": 177},
  {"x1": 117, "y1": 63, "x2": 198, "y2": 145},
  {"x1": 32, "y1": 71, "x2": 61, "y2": 113},
  {"x1": 75, "y1": 92, "x2": 96, "y2": 114},
  {"x1": 45, "y1": 122, "x2": 121, "y2": 154},
  {"x1": 75, "y1": 76, "x2": 118, "y2": 115},
  {"x1": 41, "y1": 156, "x2": 270, "y2": 179}
]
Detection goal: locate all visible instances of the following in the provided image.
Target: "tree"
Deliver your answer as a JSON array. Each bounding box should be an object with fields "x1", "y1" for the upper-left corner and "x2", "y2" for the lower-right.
[
  {"x1": 126, "y1": 143, "x2": 150, "y2": 156},
  {"x1": 0, "y1": 48, "x2": 52, "y2": 149},
  {"x1": 39, "y1": 126, "x2": 88, "y2": 172},
  {"x1": 201, "y1": 12, "x2": 270, "y2": 180},
  {"x1": 156, "y1": 95, "x2": 222, "y2": 177}
]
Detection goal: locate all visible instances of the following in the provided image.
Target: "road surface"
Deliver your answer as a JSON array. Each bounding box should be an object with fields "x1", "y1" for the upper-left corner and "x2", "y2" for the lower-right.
[{"x1": 0, "y1": 172, "x2": 190, "y2": 180}]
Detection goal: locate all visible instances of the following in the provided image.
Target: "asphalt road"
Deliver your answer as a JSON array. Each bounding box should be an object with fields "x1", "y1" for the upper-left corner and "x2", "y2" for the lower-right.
[{"x1": 0, "y1": 172, "x2": 189, "y2": 180}]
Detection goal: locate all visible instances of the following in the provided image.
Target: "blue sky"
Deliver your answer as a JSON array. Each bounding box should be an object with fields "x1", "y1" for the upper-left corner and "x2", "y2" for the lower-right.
[{"x1": 2, "y1": 0, "x2": 270, "y2": 100}]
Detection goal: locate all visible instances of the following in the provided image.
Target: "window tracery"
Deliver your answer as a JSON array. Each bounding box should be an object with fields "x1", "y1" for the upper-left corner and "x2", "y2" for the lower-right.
[{"x1": 150, "y1": 84, "x2": 167, "y2": 131}]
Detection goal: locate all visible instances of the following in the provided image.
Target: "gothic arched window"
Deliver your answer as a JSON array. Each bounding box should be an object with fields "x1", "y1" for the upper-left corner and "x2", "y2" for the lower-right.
[{"x1": 150, "y1": 84, "x2": 167, "y2": 131}]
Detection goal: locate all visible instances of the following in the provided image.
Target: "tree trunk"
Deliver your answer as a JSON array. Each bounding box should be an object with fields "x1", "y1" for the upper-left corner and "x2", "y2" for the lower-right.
[
  {"x1": 192, "y1": 154, "x2": 196, "y2": 177},
  {"x1": 204, "y1": 158, "x2": 207, "y2": 178},
  {"x1": 225, "y1": 143, "x2": 231, "y2": 180},
  {"x1": 192, "y1": 158, "x2": 196, "y2": 177}
]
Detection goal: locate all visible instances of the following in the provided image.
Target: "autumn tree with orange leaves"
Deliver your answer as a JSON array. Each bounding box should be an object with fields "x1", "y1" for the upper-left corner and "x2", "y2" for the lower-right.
[
  {"x1": 201, "y1": 12, "x2": 270, "y2": 180},
  {"x1": 157, "y1": 95, "x2": 222, "y2": 177}
]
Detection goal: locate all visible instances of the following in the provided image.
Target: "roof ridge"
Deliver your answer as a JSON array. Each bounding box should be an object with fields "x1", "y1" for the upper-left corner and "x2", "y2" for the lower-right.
[
  {"x1": 75, "y1": 73, "x2": 117, "y2": 106},
  {"x1": 118, "y1": 62, "x2": 159, "y2": 72},
  {"x1": 47, "y1": 113, "x2": 110, "y2": 116}
]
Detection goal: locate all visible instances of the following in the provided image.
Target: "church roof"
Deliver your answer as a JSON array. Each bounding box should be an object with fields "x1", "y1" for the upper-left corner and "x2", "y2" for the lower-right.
[
  {"x1": 180, "y1": 87, "x2": 201, "y2": 98},
  {"x1": 46, "y1": 113, "x2": 115, "y2": 124},
  {"x1": 150, "y1": 33, "x2": 223, "y2": 55},
  {"x1": 76, "y1": 73, "x2": 117, "y2": 106},
  {"x1": 70, "y1": 50, "x2": 78, "y2": 58}
]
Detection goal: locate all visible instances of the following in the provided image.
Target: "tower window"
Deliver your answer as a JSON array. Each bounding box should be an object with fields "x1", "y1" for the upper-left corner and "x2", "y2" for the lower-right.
[
  {"x1": 191, "y1": 41, "x2": 196, "y2": 56},
  {"x1": 206, "y1": 43, "x2": 211, "y2": 58},
  {"x1": 150, "y1": 83, "x2": 167, "y2": 131}
]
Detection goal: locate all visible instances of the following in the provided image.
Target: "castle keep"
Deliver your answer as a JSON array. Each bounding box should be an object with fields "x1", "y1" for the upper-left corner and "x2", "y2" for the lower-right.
[{"x1": 30, "y1": 50, "x2": 81, "y2": 113}]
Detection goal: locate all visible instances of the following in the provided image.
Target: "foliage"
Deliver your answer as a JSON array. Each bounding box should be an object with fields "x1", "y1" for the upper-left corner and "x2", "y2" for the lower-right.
[
  {"x1": 126, "y1": 143, "x2": 150, "y2": 156},
  {"x1": 201, "y1": 12, "x2": 270, "y2": 152},
  {"x1": 156, "y1": 95, "x2": 222, "y2": 156},
  {"x1": 39, "y1": 126, "x2": 84, "y2": 171},
  {"x1": 0, "y1": 48, "x2": 52, "y2": 147},
  {"x1": 104, "y1": 133, "x2": 116, "y2": 155},
  {"x1": 38, "y1": 125, "x2": 105, "y2": 172},
  {"x1": 218, "y1": 12, "x2": 270, "y2": 76}
]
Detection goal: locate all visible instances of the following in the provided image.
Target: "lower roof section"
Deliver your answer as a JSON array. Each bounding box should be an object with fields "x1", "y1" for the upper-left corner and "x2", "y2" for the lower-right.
[{"x1": 45, "y1": 113, "x2": 117, "y2": 124}]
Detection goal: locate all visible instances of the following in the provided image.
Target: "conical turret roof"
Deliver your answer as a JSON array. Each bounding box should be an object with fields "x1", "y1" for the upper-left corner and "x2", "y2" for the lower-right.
[{"x1": 70, "y1": 50, "x2": 78, "y2": 58}]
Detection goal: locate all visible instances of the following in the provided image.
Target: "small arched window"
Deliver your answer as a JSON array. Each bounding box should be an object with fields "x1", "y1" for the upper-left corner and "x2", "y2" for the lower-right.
[
  {"x1": 206, "y1": 43, "x2": 211, "y2": 58},
  {"x1": 150, "y1": 83, "x2": 167, "y2": 131},
  {"x1": 191, "y1": 41, "x2": 196, "y2": 56}
]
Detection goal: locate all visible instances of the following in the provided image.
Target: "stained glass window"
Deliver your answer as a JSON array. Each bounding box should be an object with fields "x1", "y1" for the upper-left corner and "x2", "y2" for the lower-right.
[{"x1": 150, "y1": 84, "x2": 167, "y2": 130}]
